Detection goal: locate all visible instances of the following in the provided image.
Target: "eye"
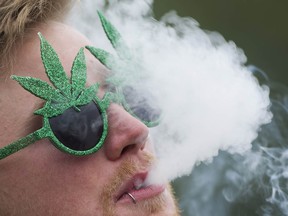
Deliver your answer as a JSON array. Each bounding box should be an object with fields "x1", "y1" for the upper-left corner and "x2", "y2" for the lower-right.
[
  {"x1": 122, "y1": 86, "x2": 162, "y2": 125},
  {"x1": 49, "y1": 102, "x2": 104, "y2": 151}
]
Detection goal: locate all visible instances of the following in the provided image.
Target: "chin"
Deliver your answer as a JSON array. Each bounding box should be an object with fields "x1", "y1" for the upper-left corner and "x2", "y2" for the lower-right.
[{"x1": 103, "y1": 184, "x2": 180, "y2": 216}]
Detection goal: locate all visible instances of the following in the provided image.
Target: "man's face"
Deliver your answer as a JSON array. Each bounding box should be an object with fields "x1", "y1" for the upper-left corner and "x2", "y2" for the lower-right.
[{"x1": 0, "y1": 22, "x2": 179, "y2": 216}]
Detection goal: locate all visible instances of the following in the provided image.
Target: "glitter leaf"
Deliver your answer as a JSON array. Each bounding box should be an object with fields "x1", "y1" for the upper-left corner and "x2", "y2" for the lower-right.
[
  {"x1": 71, "y1": 47, "x2": 87, "y2": 98},
  {"x1": 34, "y1": 101, "x2": 70, "y2": 117},
  {"x1": 85, "y1": 46, "x2": 115, "y2": 69},
  {"x1": 97, "y1": 11, "x2": 131, "y2": 59},
  {"x1": 38, "y1": 33, "x2": 72, "y2": 98},
  {"x1": 11, "y1": 76, "x2": 64, "y2": 101},
  {"x1": 76, "y1": 83, "x2": 100, "y2": 106}
]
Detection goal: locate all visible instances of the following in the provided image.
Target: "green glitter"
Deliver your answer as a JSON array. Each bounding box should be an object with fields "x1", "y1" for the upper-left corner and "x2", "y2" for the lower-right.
[
  {"x1": 39, "y1": 33, "x2": 72, "y2": 98},
  {"x1": 0, "y1": 11, "x2": 161, "y2": 160},
  {"x1": 97, "y1": 11, "x2": 131, "y2": 60},
  {"x1": 0, "y1": 33, "x2": 112, "y2": 160},
  {"x1": 86, "y1": 11, "x2": 161, "y2": 127},
  {"x1": 84, "y1": 46, "x2": 115, "y2": 70}
]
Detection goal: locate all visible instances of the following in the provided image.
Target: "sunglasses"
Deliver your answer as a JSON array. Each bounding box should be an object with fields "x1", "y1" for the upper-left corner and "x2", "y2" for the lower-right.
[{"x1": 0, "y1": 12, "x2": 161, "y2": 160}]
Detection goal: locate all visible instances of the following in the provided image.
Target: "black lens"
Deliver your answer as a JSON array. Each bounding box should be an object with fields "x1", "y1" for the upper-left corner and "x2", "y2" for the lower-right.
[
  {"x1": 122, "y1": 86, "x2": 161, "y2": 123},
  {"x1": 49, "y1": 102, "x2": 103, "y2": 151}
]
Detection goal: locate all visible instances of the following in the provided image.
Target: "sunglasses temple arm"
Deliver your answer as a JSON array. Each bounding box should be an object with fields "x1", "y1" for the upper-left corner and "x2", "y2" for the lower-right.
[{"x1": 0, "y1": 127, "x2": 47, "y2": 160}]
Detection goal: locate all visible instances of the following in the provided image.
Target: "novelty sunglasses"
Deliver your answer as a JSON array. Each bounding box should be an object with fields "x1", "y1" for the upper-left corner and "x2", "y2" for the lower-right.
[{"x1": 0, "y1": 12, "x2": 161, "y2": 160}]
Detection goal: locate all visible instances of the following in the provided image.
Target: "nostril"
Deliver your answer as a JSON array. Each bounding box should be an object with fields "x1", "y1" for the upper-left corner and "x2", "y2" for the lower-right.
[
  {"x1": 121, "y1": 145, "x2": 133, "y2": 156},
  {"x1": 120, "y1": 143, "x2": 144, "y2": 156}
]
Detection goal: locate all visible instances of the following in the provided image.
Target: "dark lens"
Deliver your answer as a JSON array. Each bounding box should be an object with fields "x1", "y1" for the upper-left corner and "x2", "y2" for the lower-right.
[
  {"x1": 122, "y1": 86, "x2": 161, "y2": 123},
  {"x1": 49, "y1": 102, "x2": 103, "y2": 151}
]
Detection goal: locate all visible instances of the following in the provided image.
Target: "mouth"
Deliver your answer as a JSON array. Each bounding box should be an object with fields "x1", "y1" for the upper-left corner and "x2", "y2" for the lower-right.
[{"x1": 115, "y1": 172, "x2": 165, "y2": 204}]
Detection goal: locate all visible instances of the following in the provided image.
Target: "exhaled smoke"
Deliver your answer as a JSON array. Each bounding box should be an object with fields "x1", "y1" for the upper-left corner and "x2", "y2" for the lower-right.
[
  {"x1": 68, "y1": 0, "x2": 271, "y2": 189},
  {"x1": 172, "y1": 70, "x2": 288, "y2": 216}
]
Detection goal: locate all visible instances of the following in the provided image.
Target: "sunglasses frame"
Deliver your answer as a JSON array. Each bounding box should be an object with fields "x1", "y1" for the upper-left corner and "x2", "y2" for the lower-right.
[
  {"x1": 0, "y1": 11, "x2": 161, "y2": 160},
  {"x1": 113, "y1": 86, "x2": 161, "y2": 128},
  {"x1": 0, "y1": 86, "x2": 113, "y2": 160}
]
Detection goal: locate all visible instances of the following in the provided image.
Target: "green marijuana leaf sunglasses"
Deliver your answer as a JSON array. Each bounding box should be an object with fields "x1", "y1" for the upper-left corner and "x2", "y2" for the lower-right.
[{"x1": 0, "y1": 12, "x2": 161, "y2": 160}]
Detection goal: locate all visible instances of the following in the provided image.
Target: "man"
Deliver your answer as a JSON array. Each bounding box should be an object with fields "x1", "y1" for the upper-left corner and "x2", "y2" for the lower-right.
[{"x1": 0, "y1": 0, "x2": 180, "y2": 215}]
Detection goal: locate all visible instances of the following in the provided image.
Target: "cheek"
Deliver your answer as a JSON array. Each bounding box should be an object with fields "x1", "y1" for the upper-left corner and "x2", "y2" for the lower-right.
[{"x1": 0, "y1": 139, "x2": 113, "y2": 215}]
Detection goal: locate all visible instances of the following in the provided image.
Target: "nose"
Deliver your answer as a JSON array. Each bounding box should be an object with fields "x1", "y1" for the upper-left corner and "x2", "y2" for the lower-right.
[{"x1": 103, "y1": 103, "x2": 149, "y2": 161}]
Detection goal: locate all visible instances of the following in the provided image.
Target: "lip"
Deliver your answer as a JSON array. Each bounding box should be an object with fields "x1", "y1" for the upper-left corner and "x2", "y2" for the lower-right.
[{"x1": 115, "y1": 172, "x2": 165, "y2": 204}]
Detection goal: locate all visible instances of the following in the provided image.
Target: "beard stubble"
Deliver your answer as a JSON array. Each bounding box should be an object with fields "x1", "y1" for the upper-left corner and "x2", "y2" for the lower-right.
[{"x1": 100, "y1": 152, "x2": 180, "y2": 216}]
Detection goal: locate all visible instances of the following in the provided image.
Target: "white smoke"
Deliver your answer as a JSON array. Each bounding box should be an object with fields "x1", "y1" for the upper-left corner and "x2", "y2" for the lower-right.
[
  {"x1": 67, "y1": 0, "x2": 272, "y2": 184},
  {"x1": 172, "y1": 79, "x2": 288, "y2": 215}
]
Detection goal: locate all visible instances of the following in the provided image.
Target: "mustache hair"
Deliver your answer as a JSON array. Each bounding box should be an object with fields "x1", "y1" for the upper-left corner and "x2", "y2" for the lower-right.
[
  {"x1": 102, "y1": 152, "x2": 155, "y2": 201},
  {"x1": 100, "y1": 151, "x2": 156, "y2": 216}
]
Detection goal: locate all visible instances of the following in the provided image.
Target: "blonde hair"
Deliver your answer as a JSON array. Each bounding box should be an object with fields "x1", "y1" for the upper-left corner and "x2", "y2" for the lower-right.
[{"x1": 0, "y1": 0, "x2": 73, "y2": 73}]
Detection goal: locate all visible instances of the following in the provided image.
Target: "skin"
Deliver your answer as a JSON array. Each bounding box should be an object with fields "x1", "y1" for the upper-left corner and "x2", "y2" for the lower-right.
[{"x1": 0, "y1": 22, "x2": 179, "y2": 215}]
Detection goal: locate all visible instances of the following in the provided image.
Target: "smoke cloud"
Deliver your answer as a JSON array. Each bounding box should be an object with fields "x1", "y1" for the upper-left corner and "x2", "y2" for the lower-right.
[{"x1": 67, "y1": 0, "x2": 272, "y2": 185}]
